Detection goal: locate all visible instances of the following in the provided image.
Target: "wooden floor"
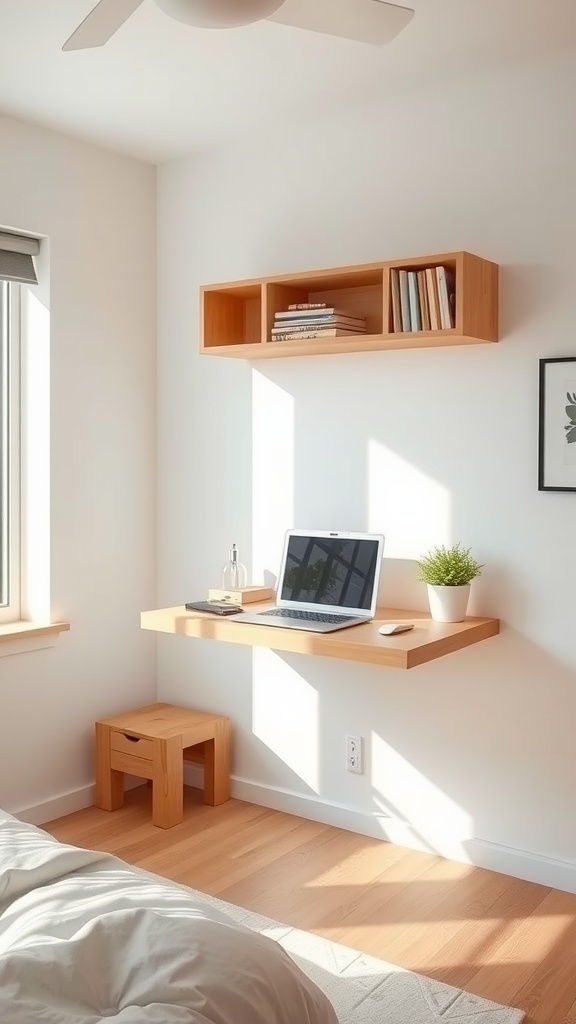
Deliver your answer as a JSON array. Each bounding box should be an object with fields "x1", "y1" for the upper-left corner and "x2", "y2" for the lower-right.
[{"x1": 46, "y1": 786, "x2": 576, "y2": 1024}]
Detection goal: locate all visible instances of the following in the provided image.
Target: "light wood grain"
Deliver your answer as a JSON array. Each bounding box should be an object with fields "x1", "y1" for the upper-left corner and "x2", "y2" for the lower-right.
[
  {"x1": 97, "y1": 703, "x2": 230, "y2": 744},
  {"x1": 152, "y1": 735, "x2": 183, "y2": 828},
  {"x1": 461, "y1": 250, "x2": 499, "y2": 343},
  {"x1": 200, "y1": 252, "x2": 499, "y2": 357},
  {"x1": 0, "y1": 620, "x2": 70, "y2": 642},
  {"x1": 141, "y1": 604, "x2": 500, "y2": 670},
  {"x1": 45, "y1": 789, "x2": 576, "y2": 1024},
  {"x1": 110, "y1": 749, "x2": 154, "y2": 780},
  {"x1": 203, "y1": 717, "x2": 230, "y2": 805},
  {"x1": 95, "y1": 721, "x2": 123, "y2": 811},
  {"x1": 95, "y1": 705, "x2": 231, "y2": 827},
  {"x1": 201, "y1": 284, "x2": 262, "y2": 350}
]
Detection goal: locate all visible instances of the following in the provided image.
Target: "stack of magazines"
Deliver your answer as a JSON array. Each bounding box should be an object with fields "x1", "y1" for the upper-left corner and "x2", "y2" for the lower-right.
[{"x1": 271, "y1": 302, "x2": 366, "y2": 342}]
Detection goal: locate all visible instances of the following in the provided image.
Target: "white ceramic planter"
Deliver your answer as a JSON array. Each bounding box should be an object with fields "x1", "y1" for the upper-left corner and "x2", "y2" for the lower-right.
[{"x1": 427, "y1": 583, "x2": 471, "y2": 623}]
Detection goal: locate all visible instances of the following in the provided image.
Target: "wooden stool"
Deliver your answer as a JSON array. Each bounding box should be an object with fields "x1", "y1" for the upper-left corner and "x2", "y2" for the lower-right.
[{"x1": 95, "y1": 702, "x2": 230, "y2": 828}]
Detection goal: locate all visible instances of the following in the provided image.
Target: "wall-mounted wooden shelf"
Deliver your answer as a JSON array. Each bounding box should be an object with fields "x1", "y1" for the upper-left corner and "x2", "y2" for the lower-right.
[
  {"x1": 141, "y1": 603, "x2": 500, "y2": 670},
  {"x1": 200, "y1": 251, "x2": 499, "y2": 359}
]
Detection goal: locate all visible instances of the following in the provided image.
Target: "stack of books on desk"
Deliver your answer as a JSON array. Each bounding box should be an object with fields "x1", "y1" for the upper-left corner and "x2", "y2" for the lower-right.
[{"x1": 271, "y1": 302, "x2": 366, "y2": 342}]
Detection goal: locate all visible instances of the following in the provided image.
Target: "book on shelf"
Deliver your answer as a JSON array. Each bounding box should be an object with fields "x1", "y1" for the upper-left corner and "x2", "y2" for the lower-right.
[
  {"x1": 425, "y1": 267, "x2": 441, "y2": 330},
  {"x1": 417, "y1": 270, "x2": 431, "y2": 332},
  {"x1": 287, "y1": 302, "x2": 327, "y2": 310},
  {"x1": 390, "y1": 268, "x2": 402, "y2": 332},
  {"x1": 273, "y1": 314, "x2": 365, "y2": 325},
  {"x1": 436, "y1": 266, "x2": 455, "y2": 329},
  {"x1": 271, "y1": 327, "x2": 365, "y2": 339},
  {"x1": 275, "y1": 307, "x2": 364, "y2": 321},
  {"x1": 398, "y1": 270, "x2": 411, "y2": 332},
  {"x1": 272, "y1": 317, "x2": 365, "y2": 333},
  {"x1": 271, "y1": 328, "x2": 362, "y2": 341},
  {"x1": 272, "y1": 324, "x2": 365, "y2": 336},
  {"x1": 407, "y1": 271, "x2": 421, "y2": 332}
]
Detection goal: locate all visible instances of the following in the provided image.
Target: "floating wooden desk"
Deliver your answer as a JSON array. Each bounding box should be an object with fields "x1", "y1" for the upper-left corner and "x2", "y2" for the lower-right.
[{"x1": 141, "y1": 603, "x2": 499, "y2": 670}]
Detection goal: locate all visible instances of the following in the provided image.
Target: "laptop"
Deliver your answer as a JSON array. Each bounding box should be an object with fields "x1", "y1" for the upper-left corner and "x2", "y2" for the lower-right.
[{"x1": 232, "y1": 530, "x2": 384, "y2": 633}]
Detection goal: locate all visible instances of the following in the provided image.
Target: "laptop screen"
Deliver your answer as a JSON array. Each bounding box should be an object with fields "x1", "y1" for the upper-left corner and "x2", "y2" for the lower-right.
[{"x1": 279, "y1": 533, "x2": 382, "y2": 611}]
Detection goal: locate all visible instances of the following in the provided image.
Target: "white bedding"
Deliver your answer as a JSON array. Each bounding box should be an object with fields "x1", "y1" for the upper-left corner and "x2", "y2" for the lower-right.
[{"x1": 0, "y1": 810, "x2": 337, "y2": 1023}]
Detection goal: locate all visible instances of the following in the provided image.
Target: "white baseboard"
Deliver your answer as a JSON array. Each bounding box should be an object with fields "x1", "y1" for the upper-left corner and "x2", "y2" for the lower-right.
[
  {"x1": 225, "y1": 773, "x2": 576, "y2": 895},
  {"x1": 14, "y1": 778, "x2": 143, "y2": 827},
  {"x1": 17, "y1": 769, "x2": 576, "y2": 895},
  {"x1": 15, "y1": 786, "x2": 97, "y2": 825},
  {"x1": 464, "y1": 835, "x2": 576, "y2": 895}
]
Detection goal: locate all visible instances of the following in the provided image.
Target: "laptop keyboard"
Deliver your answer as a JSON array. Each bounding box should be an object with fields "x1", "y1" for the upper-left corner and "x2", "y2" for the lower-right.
[{"x1": 258, "y1": 608, "x2": 355, "y2": 625}]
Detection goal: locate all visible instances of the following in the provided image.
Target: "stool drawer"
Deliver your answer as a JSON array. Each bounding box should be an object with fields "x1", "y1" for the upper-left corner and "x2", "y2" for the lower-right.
[
  {"x1": 111, "y1": 731, "x2": 155, "y2": 760},
  {"x1": 110, "y1": 749, "x2": 154, "y2": 779}
]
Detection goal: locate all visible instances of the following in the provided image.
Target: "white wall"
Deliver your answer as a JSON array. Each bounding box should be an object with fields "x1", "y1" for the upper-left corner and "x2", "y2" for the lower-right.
[
  {"x1": 0, "y1": 115, "x2": 157, "y2": 821},
  {"x1": 157, "y1": 53, "x2": 576, "y2": 891}
]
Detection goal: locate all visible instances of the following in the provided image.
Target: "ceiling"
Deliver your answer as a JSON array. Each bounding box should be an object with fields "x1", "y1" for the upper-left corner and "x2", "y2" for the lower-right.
[{"x1": 0, "y1": 0, "x2": 575, "y2": 163}]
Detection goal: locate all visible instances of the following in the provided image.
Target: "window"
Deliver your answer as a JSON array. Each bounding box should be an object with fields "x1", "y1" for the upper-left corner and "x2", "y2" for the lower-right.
[
  {"x1": 0, "y1": 228, "x2": 54, "y2": 637},
  {"x1": 0, "y1": 281, "x2": 21, "y2": 623}
]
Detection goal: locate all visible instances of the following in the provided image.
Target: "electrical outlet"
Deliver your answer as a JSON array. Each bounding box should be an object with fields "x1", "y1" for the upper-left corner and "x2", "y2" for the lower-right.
[{"x1": 346, "y1": 734, "x2": 363, "y2": 774}]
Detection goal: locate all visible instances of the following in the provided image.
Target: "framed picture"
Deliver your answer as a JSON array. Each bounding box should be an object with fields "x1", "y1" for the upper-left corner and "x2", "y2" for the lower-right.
[{"x1": 538, "y1": 357, "x2": 576, "y2": 491}]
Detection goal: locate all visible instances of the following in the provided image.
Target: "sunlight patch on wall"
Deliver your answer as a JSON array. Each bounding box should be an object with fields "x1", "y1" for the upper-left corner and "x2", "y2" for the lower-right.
[
  {"x1": 371, "y1": 731, "x2": 473, "y2": 859},
  {"x1": 252, "y1": 647, "x2": 320, "y2": 793},
  {"x1": 251, "y1": 369, "x2": 294, "y2": 585},
  {"x1": 368, "y1": 440, "x2": 451, "y2": 560}
]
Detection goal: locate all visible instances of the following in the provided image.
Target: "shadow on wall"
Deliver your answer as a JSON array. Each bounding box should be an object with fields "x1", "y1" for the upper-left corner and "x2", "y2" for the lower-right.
[
  {"x1": 245, "y1": 628, "x2": 576, "y2": 887},
  {"x1": 499, "y1": 261, "x2": 568, "y2": 339},
  {"x1": 369, "y1": 628, "x2": 576, "y2": 867}
]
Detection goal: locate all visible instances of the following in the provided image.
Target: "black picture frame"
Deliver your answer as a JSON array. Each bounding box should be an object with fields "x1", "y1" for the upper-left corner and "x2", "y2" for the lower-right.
[{"x1": 538, "y1": 357, "x2": 576, "y2": 492}]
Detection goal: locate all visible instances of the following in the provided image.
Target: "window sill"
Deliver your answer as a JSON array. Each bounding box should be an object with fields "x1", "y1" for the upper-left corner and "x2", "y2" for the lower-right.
[{"x1": 0, "y1": 620, "x2": 70, "y2": 656}]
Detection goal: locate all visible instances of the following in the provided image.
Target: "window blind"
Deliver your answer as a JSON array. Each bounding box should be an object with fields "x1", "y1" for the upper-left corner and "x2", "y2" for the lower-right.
[{"x1": 0, "y1": 231, "x2": 40, "y2": 285}]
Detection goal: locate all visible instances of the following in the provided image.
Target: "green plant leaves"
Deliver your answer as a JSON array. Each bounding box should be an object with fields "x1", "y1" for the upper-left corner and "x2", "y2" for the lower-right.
[{"x1": 417, "y1": 543, "x2": 483, "y2": 586}]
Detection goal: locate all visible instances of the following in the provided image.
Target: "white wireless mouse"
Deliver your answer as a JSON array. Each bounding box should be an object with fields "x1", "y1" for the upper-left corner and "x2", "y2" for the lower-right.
[{"x1": 378, "y1": 623, "x2": 414, "y2": 636}]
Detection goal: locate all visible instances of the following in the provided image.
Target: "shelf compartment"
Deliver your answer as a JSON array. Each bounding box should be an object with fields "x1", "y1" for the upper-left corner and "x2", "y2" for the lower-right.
[
  {"x1": 265, "y1": 276, "x2": 384, "y2": 349},
  {"x1": 385, "y1": 252, "x2": 498, "y2": 343},
  {"x1": 201, "y1": 283, "x2": 263, "y2": 350},
  {"x1": 385, "y1": 255, "x2": 456, "y2": 336}
]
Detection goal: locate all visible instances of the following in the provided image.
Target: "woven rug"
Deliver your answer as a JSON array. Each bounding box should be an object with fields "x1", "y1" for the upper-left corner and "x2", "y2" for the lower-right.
[{"x1": 194, "y1": 886, "x2": 525, "y2": 1024}]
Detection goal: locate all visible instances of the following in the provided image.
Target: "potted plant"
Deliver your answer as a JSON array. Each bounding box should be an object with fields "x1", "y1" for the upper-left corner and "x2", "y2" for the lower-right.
[{"x1": 417, "y1": 543, "x2": 484, "y2": 623}]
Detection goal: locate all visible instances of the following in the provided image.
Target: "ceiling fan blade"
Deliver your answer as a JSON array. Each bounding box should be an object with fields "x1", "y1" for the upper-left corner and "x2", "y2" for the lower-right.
[
  {"x1": 62, "y1": 0, "x2": 145, "y2": 51},
  {"x1": 267, "y1": 0, "x2": 414, "y2": 45}
]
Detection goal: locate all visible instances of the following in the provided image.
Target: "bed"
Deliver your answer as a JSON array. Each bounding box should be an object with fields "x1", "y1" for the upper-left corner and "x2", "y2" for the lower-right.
[{"x1": 0, "y1": 808, "x2": 337, "y2": 1023}]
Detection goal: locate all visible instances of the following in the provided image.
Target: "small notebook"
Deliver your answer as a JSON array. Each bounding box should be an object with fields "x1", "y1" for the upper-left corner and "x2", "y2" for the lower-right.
[{"x1": 184, "y1": 601, "x2": 242, "y2": 616}]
